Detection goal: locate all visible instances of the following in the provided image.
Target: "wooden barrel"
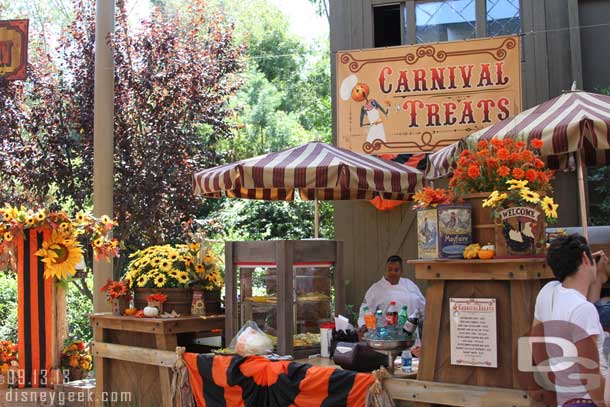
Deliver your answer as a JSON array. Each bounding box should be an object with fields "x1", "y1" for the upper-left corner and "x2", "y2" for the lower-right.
[
  {"x1": 461, "y1": 192, "x2": 501, "y2": 253},
  {"x1": 134, "y1": 287, "x2": 192, "y2": 316}
]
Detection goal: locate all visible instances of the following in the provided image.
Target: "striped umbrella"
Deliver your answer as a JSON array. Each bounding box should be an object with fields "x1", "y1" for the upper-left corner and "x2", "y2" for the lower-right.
[
  {"x1": 426, "y1": 91, "x2": 610, "y2": 179},
  {"x1": 425, "y1": 90, "x2": 610, "y2": 237},
  {"x1": 194, "y1": 142, "x2": 423, "y2": 237}
]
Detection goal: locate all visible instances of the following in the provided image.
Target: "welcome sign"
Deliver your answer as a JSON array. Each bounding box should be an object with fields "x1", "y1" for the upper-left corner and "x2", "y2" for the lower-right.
[
  {"x1": 0, "y1": 19, "x2": 28, "y2": 81},
  {"x1": 336, "y1": 36, "x2": 521, "y2": 154}
]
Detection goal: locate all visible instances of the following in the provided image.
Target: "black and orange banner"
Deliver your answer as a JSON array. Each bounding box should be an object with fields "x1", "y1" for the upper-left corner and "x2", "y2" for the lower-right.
[
  {"x1": 183, "y1": 354, "x2": 375, "y2": 407},
  {"x1": 16, "y1": 228, "x2": 54, "y2": 388},
  {"x1": 0, "y1": 19, "x2": 28, "y2": 81}
]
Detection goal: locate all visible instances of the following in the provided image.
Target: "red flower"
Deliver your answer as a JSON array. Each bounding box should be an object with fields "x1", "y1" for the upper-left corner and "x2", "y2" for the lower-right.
[
  {"x1": 498, "y1": 166, "x2": 510, "y2": 177},
  {"x1": 512, "y1": 168, "x2": 525, "y2": 179},
  {"x1": 510, "y1": 152, "x2": 521, "y2": 162},
  {"x1": 458, "y1": 156, "x2": 469, "y2": 166},
  {"x1": 147, "y1": 293, "x2": 168, "y2": 303},
  {"x1": 491, "y1": 139, "x2": 503, "y2": 148},
  {"x1": 521, "y1": 150, "x2": 535, "y2": 162},
  {"x1": 515, "y1": 141, "x2": 526, "y2": 149},
  {"x1": 525, "y1": 169, "x2": 537, "y2": 182},
  {"x1": 531, "y1": 138, "x2": 544, "y2": 149},
  {"x1": 503, "y1": 138, "x2": 513, "y2": 147},
  {"x1": 76, "y1": 341, "x2": 85, "y2": 351},
  {"x1": 487, "y1": 158, "x2": 499, "y2": 168},
  {"x1": 467, "y1": 165, "x2": 481, "y2": 178},
  {"x1": 497, "y1": 148, "x2": 510, "y2": 160},
  {"x1": 477, "y1": 149, "x2": 489, "y2": 158},
  {"x1": 534, "y1": 158, "x2": 545, "y2": 169},
  {"x1": 537, "y1": 171, "x2": 548, "y2": 183},
  {"x1": 100, "y1": 279, "x2": 113, "y2": 293},
  {"x1": 477, "y1": 140, "x2": 489, "y2": 150}
]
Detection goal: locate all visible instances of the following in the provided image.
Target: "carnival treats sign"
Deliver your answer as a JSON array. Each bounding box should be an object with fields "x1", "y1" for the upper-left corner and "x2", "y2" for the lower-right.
[
  {"x1": 0, "y1": 19, "x2": 28, "y2": 81},
  {"x1": 336, "y1": 36, "x2": 521, "y2": 154},
  {"x1": 450, "y1": 298, "x2": 498, "y2": 368}
]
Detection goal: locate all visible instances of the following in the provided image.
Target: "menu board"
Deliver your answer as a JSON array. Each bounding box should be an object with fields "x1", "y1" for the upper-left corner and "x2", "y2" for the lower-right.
[{"x1": 449, "y1": 298, "x2": 497, "y2": 368}]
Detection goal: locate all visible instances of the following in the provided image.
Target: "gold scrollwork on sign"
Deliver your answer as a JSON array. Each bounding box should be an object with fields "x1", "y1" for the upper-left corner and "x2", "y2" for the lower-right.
[
  {"x1": 340, "y1": 37, "x2": 517, "y2": 73},
  {"x1": 362, "y1": 132, "x2": 459, "y2": 154}
]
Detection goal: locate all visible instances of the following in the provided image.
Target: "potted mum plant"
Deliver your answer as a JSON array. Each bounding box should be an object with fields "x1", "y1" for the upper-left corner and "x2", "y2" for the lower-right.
[
  {"x1": 61, "y1": 340, "x2": 92, "y2": 381},
  {"x1": 448, "y1": 137, "x2": 555, "y2": 251},
  {"x1": 0, "y1": 340, "x2": 17, "y2": 389}
]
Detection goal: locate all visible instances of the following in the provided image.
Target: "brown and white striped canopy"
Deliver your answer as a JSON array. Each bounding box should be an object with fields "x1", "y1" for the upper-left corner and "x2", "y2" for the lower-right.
[
  {"x1": 193, "y1": 142, "x2": 422, "y2": 201},
  {"x1": 426, "y1": 91, "x2": 610, "y2": 179}
]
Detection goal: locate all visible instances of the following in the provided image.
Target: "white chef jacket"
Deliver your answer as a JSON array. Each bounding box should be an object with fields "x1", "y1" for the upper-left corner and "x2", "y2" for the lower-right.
[{"x1": 357, "y1": 277, "x2": 426, "y2": 327}]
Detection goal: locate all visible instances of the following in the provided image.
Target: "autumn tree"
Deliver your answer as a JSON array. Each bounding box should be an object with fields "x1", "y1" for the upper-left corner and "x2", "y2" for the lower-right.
[{"x1": 0, "y1": 0, "x2": 244, "y2": 287}]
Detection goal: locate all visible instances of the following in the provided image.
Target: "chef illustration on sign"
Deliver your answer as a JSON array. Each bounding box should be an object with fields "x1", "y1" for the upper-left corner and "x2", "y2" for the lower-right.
[{"x1": 340, "y1": 74, "x2": 390, "y2": 143}]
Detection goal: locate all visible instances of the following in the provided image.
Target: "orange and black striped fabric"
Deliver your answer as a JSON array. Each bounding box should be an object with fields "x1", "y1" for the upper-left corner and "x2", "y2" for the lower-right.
[
  {"x1": 183, "y1": 354, "x2": 375, "y2": 407},
  {"x1": 15, "y1": 228, "x2": 54, "y2": 388}
]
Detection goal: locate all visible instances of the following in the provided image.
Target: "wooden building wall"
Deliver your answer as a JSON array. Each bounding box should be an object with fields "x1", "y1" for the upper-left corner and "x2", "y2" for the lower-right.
[{"x1": 330, "y1": 0, "x2": 590, "y2": 308}]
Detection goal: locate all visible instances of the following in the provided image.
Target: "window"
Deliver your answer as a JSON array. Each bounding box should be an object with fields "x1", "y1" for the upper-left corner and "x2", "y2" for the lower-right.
[
  {"x1": 486, "y1": 0, "x2": 521, "y2": 36},
  {"x1": 372, "y1": 0, "x2": 521, "y2": 47},
  {"x1": 416, "y1": 0, "x2": 476, "y2": 43},
  {"x1": 374, "y1": 4, "x2": 403, "y2": 47}
]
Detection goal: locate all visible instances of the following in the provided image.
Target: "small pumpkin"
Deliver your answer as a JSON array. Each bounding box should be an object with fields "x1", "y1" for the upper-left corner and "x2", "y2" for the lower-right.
[
  {"x1": 143, "y1": 306, "x2": 159, "y2": 317},
  {"x1": 463, "y1": 243, "x2": 481, "y2": 259},
  {"x1": 478, "y1": 244, "x2": 496, "y2": 260},
  {"x1": 124, "y1": 307, "x2": 138, "y2": 316}
]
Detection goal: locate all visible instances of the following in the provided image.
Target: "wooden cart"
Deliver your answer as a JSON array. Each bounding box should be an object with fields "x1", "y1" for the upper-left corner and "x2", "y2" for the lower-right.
[
  {"x1": 90, "y1": 313, "x2": 224, "y2": 407},
  {"x1": 403, "y1": 258, "x2": 553, "y2": 407},
  {"x1": 225, "y1": 240, "x2": 345, "y2": 357}
]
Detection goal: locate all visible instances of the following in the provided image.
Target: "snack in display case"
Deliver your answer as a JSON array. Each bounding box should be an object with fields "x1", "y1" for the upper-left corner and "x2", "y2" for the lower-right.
[{"x1": 225, "y1": 240, "x2": 345, "y2": 357}]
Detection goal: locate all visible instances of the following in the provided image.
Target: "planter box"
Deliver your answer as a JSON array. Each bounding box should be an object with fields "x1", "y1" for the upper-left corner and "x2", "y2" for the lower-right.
[{"x1": 134, "y1": 288, "x2": 192, "y2": 316}]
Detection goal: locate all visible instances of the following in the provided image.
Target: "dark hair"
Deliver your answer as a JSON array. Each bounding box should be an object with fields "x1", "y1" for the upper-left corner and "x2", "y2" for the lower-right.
[
  {"x1": 546, "y1": 234, "x2": 593, "y2": 282},
  {"x1": 386, "y1": 255, "x2": 403, "y2": 266}
]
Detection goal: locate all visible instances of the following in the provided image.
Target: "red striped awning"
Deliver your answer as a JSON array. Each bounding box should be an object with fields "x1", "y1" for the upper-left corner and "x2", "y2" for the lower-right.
[
  {"x1": 426, "y1": 91, "x2": 610, "y2": 179},
  {"x1": 193, "y1": 142, "x2": 422, "y2": 201}
]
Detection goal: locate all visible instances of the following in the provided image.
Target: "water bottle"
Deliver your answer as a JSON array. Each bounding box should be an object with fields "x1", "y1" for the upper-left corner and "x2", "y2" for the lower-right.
[
  {"x1": 397, "y1": 305, "x2": 408, "y2": 327},
  {"x1": 375, "y1": 309, "x2": 387, "y2": 338},
  {"x1": 401, "y1": 349, "x2": 413, "y2": 373}
]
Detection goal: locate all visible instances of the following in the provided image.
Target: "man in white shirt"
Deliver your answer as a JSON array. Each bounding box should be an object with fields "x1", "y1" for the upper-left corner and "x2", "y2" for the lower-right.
[
  {"x1": 357, "y1": 255, "x2": 426, "y2": 330},
  {"x1": 533, "y1": 234, "x2": 608, "y2": 407}
]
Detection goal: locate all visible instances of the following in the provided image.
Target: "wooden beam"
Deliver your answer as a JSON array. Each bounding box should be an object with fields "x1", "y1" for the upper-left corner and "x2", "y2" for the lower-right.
[
  {"x1": 406, "y1": 0, "x2": 416, "y2": 44},
  {"x1": 413, "y1": 259, "x2": 553, "y2": 281},
  {"x1": 90, "y1": 342, "x2": 178, "y2": 368},
  {"x1": 225, "y1": 241, "x2": 237, "y2": 342},
  {"x1": 93, "y1": 0, "x2": 114, "y2": 312},
  {"x1": 567, "y1": 0, "x2": 583, "y2": 89},
  {"x1": 475, "y1": 0, "x2": 487, "y2": 38},
  {"x1": 386, "y1": 378, "x2": 542, "y2": 406}
]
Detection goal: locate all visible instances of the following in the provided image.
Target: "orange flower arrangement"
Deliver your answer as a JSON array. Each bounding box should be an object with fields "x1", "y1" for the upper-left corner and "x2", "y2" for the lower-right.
[
  {"x1": 146, "y1": 293, "x2": 168, "y2": 303},
  {"x1": 413, "y1": 187, "x2": 455, "y2": 209},
  {"x1": 100, "y1": 279, "x2": 131, "y2": 303},
  {"x1": 0, "y1": 340, "x2": 17, "y2": 374},
  {"x1": 449, "y1": 137, "x2": 554, "y2": 195}
]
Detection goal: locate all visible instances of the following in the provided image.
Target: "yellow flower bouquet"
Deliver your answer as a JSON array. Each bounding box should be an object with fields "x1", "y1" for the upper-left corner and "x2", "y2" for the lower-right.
[
  {"x1": 61, "y1": 340, "x2": 92, "y2": 375},
  {"x1": 0, "y1": 205, "x2": 119, "y2": 281},
  {"x1": 123, "y1": 242, "x2": 223, "y2": 290}
]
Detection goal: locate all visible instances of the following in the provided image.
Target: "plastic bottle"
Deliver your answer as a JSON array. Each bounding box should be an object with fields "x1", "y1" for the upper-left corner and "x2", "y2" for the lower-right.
[
  {"x1": 397, "y1": 305, "x2": 408, "y2": 327},
  {"x1": 401, "y1": 349, "x2": 413, "y2": 373},
  {"x1": 404, "y1": 311, "x2": 420, "y2": 335},
  {"x1": 385, "y1": 301, "x2": 399, "y2": 326},
  {"x1": 375, "y1": 309, "x2": 387, "y2": 338},
  {"x1": 363, "y1": 305, "x2": 376, "y2": 330}
]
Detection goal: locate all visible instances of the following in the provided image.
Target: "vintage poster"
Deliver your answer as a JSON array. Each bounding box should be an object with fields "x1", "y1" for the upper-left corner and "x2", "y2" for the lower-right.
[
  {"x1": 450, "y1": 298, "x2": 498, "y2": 368},
  {"x1": 336, "y1": 36, "x2": 521, "y2": 154},
  {"x1": 417, "y1": 208, "x2": 438, "y2": 259},
  {"x1": 437, "y1": 204, "x2": 471, "y2": 258},
  {"x1": 0, "y1": 19, "x2": 28, "y2": 81}
]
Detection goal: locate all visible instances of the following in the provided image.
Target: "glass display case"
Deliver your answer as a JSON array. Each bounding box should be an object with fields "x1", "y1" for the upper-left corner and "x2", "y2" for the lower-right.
[{"x1": 225, "y1": 240, "x2": 344, "y2": 357}]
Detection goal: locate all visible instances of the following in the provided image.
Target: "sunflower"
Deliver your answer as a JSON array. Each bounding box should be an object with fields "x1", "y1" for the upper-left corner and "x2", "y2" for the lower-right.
[
  {"x1": 189, "y1": 243, "x2": 200, "y2": 251},
  {"x1": 25, "y1": 217, "x2": 36, "y2": 226},
  {"x1": 35, "y1": 211, "x2": 46, "y2": 222},
  {"x1": 35, "y1": 230, "x2": 83, "y2": 280},
  {"x1": 195, "y1": 264, "x2": 205, "y2": 274},
  {"x1": 168, "y1": 269, "x2": 179, "y2": 278},
  {"x1": 542, "y1": 196, "x2": 559, "y2": 219},
  {"x1": 169, "y1": 252, "x2": 179, "y2": 261},
  {"x1": 154, "y1": 274, "x2": 167, "y2": 288},
  {"x1": 507, "y1": 179, "x2": 529, "y2": 190},
  {"x1": 159, "y1": 260, "x2": 172, "y2": 272},
  {"x1": 520, "y1": 188, "x2": 540, "y2": 204},
  {"x1": 151, "y1": 258, "x2": 161, "y2": 266},
  {"x1": 93, "y1": 238, "x2": 104, "y2": 248},
  {"x1": 59, "y1": 222, "x2": 71, "y2": 232},
  {"x1": 100, "y1": 215, "x2": 111, "y2": 225},
  {"x1": 137, "y1": 275, "x2": 149, "y2": 287},
  {"x1": 3, "y1": 232, "x2": 13, "y2": 242},
  {"x1": 75, "y1": 212, "x2": 87, "y2": 223},
  {"x1": 177, "y1": 272, "x2": 190, "y2": 285}
]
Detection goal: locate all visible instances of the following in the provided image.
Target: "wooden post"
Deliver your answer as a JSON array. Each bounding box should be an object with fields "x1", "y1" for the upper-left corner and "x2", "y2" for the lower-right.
[
  {"x1": 224, "y1": 242, "x2": 237, "y2": 343},
  {"x1": 93, "y1": 0, "x2": 115, "y2": 312},
  {"x1": 576, "y1": 151, "x2": 589, "y2": 239},
  {"x1": 276, "y1": 241, "x2": 294, "y2": 356}
]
